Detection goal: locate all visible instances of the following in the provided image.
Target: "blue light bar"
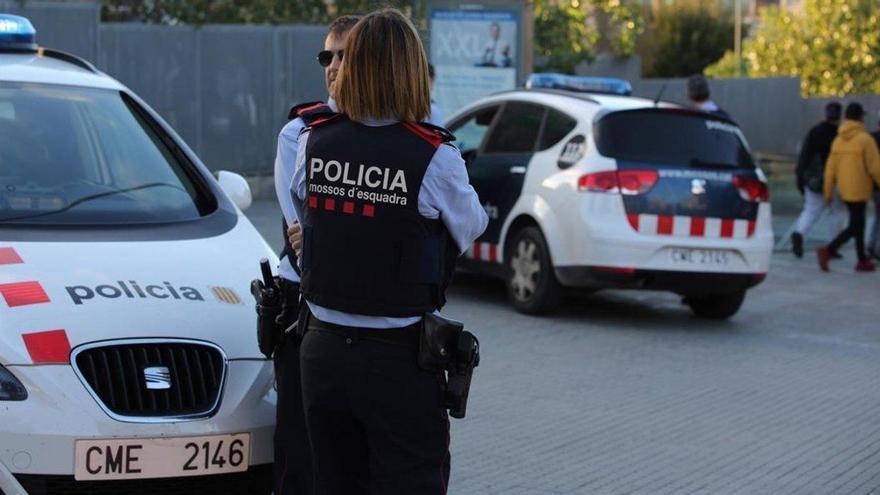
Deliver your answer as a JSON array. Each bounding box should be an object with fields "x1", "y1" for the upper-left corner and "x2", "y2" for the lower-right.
[
  {"x1": 0, "y1": 14, "x2": 37, "y2": 51},
  {"x1": 526, "y1": 73, "x2": 632, "y2": 96}
]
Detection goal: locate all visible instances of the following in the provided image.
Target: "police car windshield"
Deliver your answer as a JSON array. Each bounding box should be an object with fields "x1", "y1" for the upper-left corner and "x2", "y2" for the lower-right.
[
  {"x1": 0, "y1": 82, "x2": 214, "y2": 225},
  {"x1": 594, "y1": 109, "x2": 755, "y2": 169}
]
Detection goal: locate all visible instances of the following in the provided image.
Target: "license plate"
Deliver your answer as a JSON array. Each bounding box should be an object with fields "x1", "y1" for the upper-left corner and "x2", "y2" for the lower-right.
[
  {"x1": 74, "y1": 433, "x2": 250, "y2": 481},
  {"x1": 670, "y1": 248, "x2": 730, "y2": 266}
]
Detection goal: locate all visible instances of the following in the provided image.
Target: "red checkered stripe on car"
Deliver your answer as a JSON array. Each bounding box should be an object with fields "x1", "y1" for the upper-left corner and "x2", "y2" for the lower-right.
[
  {"x1": 0, "y1": 247, "x2": 72, "y2": 364},
  {"x1": 626, "y1": 214, "x2": 756, "y2": 239},
  {"x1": 466, "y1": 242, "x2": 501, "y2": 263}
]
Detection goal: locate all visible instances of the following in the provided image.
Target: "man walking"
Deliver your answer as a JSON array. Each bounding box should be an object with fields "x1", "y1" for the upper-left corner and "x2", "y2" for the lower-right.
[
  {"x1": 271, "y1": 15, "x2": 360, "y2": 494},
  {"x1": 791, "y1": 102, "x2": 846, "y2": 257},
  {"x1": 868, "y1": 111, "x2": 880, "y2": 260},
  {"x1": 818, "y1": 102, "x2": 880, "y2": 272}
]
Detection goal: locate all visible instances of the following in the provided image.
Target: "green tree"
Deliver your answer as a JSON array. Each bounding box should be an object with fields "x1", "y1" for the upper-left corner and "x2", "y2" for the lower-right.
[
  {"x1": 644, "y1": 2, "x2": 733, "y2": 78},
  {"x1": 101, "y1": 0, "x2": 418, "y2": 25},
  {"x1": 706, "y1": 0, "x2": 880, "y2": 96},
  {"x1": 533, "y1": 0, "x2": 643, "y2": 73}
]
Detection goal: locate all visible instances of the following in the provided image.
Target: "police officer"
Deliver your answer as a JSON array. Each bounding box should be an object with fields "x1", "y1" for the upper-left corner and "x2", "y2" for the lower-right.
[
  {"x1": 271, "y1": 15, "x2": 360, "y2": 495},
  {"x1": 287, "y1": 9, "x2": 488, "y2": 494}
]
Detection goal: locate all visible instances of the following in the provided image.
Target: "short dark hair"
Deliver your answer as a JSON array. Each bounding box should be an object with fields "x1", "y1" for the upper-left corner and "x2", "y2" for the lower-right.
[
  {"x1": 328, "y1": 15, "x2": 360, "y2": 39},
  {"x1": 687, "y1": 74, "x2": 711, "y2": 102},
  {"x1": 845, "y1": 102, "x2": 865, "y2": 121},
  {"x1": 824, "y1": 102, "x2": 842, "y2": 121}
]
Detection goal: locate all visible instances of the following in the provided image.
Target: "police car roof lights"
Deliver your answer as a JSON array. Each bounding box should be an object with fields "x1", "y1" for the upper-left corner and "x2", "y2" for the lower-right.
[
  {"x1": 526, "y1": 73, "x2": 632, "y2": 96},
  {"x1": 0, "y1": 14, "x2": 37, "y2": 52}
]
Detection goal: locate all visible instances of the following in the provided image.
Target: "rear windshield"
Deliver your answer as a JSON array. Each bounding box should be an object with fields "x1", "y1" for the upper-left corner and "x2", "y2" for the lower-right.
[
  {"x1": 0, "y1": 82, "x2": 215, "y2": 225},
  {"x1": 594, "y1": 109, "x2": 755, "y2": 169}
]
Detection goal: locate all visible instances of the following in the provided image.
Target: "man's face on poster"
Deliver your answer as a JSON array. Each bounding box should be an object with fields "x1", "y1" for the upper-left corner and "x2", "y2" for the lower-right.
[
  {"x1": 489, "y1": 23, "x2": 500, "y2": 40},
  {"x1": 324, "y1": 30, "x2": 350, "y2": 97}
]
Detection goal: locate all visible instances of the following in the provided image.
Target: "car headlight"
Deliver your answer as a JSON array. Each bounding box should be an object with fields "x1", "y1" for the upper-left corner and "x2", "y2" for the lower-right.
[{"x1": 0, "y1": 364, "x2": 27, "y2": 401}]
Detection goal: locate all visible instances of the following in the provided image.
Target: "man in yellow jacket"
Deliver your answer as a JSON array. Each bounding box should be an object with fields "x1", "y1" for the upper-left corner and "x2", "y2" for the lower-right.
[{"x1": 819, "y1": 102, "x2": 880, "y2": 272}]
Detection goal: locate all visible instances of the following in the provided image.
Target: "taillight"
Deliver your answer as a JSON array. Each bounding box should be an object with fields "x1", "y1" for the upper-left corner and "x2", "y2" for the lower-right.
[
  {"x1": 732, "y1": 175, "x2": 769, "y2": 202},
  {"x1": 578, "y1": 170, "x2": 658, "y2": 195}
]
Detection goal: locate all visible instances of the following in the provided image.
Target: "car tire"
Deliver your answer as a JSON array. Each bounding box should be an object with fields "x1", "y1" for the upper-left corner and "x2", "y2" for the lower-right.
[
  {"x1": 685, "y1": 290, "x2": 746, "y2": 319},
  {"x1": 505, "y1": 226, "x2": 561, "y2": 314}
]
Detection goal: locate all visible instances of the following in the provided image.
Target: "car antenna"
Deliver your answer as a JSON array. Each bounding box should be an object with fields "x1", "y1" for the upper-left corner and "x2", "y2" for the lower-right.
[{"x1": 653, "y1": 81, "x2": 668, "y2": 107}]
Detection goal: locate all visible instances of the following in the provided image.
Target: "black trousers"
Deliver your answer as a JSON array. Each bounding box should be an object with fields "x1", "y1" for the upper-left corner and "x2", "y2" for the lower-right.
[
  {"x1": 828, "y1": 201, "x2": 867, "y2": 262},
  {"x1": 274, "y1": 336, "x2": 314, "y2": 495},
  {"x1": 300, "y1": 323, "x2": 450, "y2": 495}
]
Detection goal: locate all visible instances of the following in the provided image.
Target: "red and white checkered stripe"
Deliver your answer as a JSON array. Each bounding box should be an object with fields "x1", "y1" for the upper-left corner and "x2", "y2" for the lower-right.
[
  {"x1": 466, "y1": 242, "x2": 501, "y2": 263},
  {"x1": 1, "y1": 246, "x2": 72, "y2": 364},
  {"x1": 627, "y1": 214, "x2": 756, "y2": 239}
]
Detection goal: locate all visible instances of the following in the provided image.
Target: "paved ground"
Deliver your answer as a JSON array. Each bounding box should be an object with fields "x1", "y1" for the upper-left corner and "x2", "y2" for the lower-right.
[{"x1": 246, "y1": 200, "x2": 880, "y2": 495}]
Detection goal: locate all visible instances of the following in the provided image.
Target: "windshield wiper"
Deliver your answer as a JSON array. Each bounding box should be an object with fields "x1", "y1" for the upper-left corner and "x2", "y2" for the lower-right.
[{"x1": 0, "y1": 182, "x2": 187, "y2": 223}]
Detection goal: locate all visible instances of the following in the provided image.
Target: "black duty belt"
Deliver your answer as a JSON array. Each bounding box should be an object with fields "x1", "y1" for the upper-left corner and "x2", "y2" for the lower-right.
[{"x1": 308, "y1": 317, "x2": 421, "y2": 349}]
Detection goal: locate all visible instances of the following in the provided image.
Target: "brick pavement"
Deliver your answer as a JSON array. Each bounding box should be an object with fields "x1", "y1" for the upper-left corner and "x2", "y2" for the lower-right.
[{"x1": 245, "y1": 200, "x2": 880, "y2": 495}]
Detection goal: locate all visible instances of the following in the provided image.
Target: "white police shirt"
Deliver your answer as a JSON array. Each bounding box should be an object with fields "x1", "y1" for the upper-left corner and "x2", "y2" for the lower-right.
[
  {"x1": 273, "y1": 99, "x2": 339, "y2": 283},
  {"x1": 290, "y1": 117, "x2": 488, "y2": 329}
]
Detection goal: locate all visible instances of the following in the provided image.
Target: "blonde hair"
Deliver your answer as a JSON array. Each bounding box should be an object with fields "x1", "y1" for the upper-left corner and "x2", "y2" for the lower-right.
[{"x1": 335, "y1": 9, "x2": 431, "y2": 122}]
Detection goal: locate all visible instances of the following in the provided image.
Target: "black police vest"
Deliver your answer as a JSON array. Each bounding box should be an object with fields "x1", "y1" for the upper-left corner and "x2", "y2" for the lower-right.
[
  {"x1": 279, "y1": 102, "x2": 337, "y2": 274},
  {"x1": 300, "y1": 115, "x2": 454, "y2": 317}
]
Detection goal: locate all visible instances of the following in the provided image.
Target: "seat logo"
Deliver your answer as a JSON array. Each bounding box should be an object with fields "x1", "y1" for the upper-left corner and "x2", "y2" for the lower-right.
[
  {"x1": 691, "y1": 178, "x2": 707, "y2": 195},
  {"x1": 144, "y1": 366, "x2": 171, "y2": 390}
]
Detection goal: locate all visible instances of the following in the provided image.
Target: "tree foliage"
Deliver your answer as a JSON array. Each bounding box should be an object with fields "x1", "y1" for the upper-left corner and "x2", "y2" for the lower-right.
[
  {"x1": 533, "y1": 0, "x2": 643, "y2": 73},
  {"x1": 644, "y1": 2, "x2": 733, "y2": 78},
  {"x1": 706, "y1": 0, "x2": 880, "y2": 96},
  {"x1": 101, "y1": 0, "x2": 418, "y2": 25}
]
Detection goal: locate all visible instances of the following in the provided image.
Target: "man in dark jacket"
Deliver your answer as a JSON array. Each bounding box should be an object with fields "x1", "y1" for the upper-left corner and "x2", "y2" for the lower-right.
[
  {"x1": 687, "y1": 74, "x2": 732, "y2": 121},
  {"x1": 790, "y1": 102, "x2": 845, "y2": 257},
  {"x1": 869, "y1": 110, "x2": 880, "y2": 260}
]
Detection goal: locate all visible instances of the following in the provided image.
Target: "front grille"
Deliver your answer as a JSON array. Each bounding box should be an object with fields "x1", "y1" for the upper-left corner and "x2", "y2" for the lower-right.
[
  {"x1": 14, "y1": 464, "x2": 272, "y2": 495},
  {"x1": 73, "y1": 340, "x2": 226, "y2": 420}
]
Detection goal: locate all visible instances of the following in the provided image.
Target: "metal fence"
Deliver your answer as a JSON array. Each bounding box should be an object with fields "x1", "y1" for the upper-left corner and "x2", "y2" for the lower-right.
[{"x1": 98, "y1": 23, "x2": 327, "y2": 175}]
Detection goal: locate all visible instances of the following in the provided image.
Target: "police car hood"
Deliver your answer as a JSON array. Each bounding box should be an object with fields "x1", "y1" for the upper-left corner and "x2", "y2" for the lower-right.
[{"x1": 0, "y1": 218, "x2": 276, "y2": 364}]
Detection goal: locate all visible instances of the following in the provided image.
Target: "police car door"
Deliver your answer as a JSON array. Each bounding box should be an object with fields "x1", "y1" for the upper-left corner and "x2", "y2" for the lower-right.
[{"x1": 451, "y1": 101, "x2": 545, "y2": 262}]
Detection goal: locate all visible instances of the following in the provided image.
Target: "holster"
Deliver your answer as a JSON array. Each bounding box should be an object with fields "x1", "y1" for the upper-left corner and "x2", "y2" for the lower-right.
[
  {"x1": 419, "y1": 313, "x2": 480, "y2": 419},
  {"x1": 251, "y1": 269, "x2": 302, "y2": 360}
]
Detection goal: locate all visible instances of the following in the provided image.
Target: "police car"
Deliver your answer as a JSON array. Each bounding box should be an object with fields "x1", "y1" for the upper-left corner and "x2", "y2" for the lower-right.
[
  {"x1": 448, "y1": 73, "x2": 773, "y2": 318},
  {"x1": 0, "y1": 15, "x2": 275, "y2": 494}
]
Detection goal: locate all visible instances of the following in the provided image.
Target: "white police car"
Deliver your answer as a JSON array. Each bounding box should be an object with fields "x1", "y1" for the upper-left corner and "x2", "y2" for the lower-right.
[
  {"x1": 448, "y1": 73, "x2": 773, "y2": 318},
  {"x1": 0, "y1": 15, "x2": 276, "y2": 494}
]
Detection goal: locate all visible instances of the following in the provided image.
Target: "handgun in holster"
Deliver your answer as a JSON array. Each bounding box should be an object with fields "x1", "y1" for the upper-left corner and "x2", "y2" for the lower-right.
[
  {"x1": 419, "y1": 313, "x2": 481, "y2": 419},
  {"x1": 250, "y1": 258, "x2": 285, "y2": 359}
]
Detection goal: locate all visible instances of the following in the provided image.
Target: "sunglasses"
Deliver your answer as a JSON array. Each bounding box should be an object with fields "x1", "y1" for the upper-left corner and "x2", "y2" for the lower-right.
[{"x1": 317, "y1": 49, "x2": 344, "y2": 67}]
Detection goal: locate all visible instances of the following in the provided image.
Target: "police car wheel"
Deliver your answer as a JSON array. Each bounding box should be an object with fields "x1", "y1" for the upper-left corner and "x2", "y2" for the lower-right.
[
  {"x1": 685, "y1": 290, "x2": 746, "y2": 319},
  {"x1": 506, "y1": 227, "x2": 561, "y2": 314}
]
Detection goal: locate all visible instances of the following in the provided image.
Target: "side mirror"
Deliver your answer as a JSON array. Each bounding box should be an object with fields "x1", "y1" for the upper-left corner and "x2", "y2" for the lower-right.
[{"x1": 215, "y1": 170, "x2": 252, "y2": 211}]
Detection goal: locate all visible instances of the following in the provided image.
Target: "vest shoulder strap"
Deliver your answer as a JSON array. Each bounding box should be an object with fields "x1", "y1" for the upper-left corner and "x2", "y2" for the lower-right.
[
  {"x1": 288, "y1": 101, "x2": 335, "y2": 124},
  {"x1": 402, "y1": 122, "x2": 455, "y2": 149}
]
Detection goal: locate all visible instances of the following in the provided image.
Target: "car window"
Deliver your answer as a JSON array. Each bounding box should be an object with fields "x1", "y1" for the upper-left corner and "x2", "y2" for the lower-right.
[
  {"x1": 449, "y1": 105, "x2": 500, "y2": 155},
  {"x1": 594, "y1": 109, "x2": 755, "y2": 168},
  {"x1": 483, "y1": 102, "x2": 545, "y2": 154},
  {"x1": 539, "y1": 109, "x2": 577, "y2": 150},
  {"x1": 0, "y1": 82, "x2": 215, "y2": 225}
]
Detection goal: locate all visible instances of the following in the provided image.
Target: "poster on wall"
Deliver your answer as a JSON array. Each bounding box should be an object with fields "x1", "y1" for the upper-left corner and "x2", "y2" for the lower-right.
[{"x1": 429, "y1": 9, "x2": 520, "y2": 120}]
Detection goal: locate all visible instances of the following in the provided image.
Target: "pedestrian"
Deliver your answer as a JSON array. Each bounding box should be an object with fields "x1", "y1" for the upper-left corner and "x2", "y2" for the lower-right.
[
  {"x1": 271, "y1": 14, "x2": 360, "y2": 495},
  {"x1": 687, "y1": 74, "x2": 732, "y2": 121},
  {"x1": 817, "y1": 102, "x2": 880, "y2": 272},
  {"x1": 289, "y1": 8, "x2": 488, "y2": 494},
  {"x1": 790, "y1": 102, "x2": 847, "y2": 258},
  {"x1": 868, "y1": 110, "x2": 880, "y2": 260}
]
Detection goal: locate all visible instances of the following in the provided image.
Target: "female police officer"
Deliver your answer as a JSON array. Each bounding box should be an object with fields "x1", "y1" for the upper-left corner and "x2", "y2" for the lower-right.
[{"x1": 287, "y1": 8, "x2": 487, "y2": 494}]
